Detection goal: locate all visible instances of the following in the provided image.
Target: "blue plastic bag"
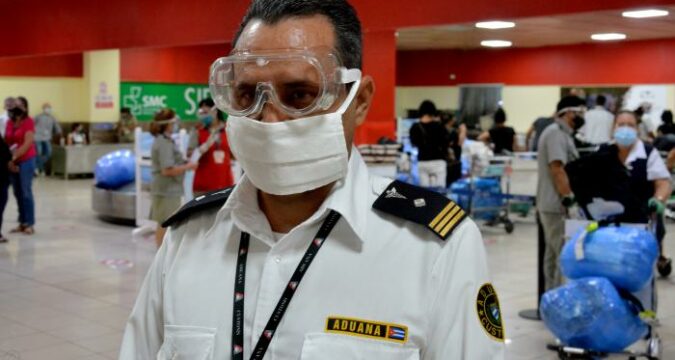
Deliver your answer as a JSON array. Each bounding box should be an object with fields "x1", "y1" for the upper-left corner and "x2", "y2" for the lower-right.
[
  {"x1": 540, "y1": 277, "x2": 648, "y2": 352},
  {"x1": 94, "y1": 150, "x2": 136, "y2": 190},
  {"x1": 450, "y1": 178, "x2": 502, "y2": 220},
  {"x1": 561, "y1": 225, "x2": 658, "y2": 292}
]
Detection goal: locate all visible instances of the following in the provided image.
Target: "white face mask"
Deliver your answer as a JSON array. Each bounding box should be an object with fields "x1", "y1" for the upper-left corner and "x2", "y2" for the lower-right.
[{"x1": 226, "y1": 79, "x2": 360, "y2": 196}]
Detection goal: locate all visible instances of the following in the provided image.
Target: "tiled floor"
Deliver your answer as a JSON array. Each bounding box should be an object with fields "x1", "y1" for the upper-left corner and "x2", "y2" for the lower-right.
[{"x1": 0, "y1": 177, "x2": 673, "y2": 359}]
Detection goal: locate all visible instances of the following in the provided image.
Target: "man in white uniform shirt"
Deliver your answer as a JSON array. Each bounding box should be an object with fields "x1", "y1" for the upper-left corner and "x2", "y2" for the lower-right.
[
  {"x1": 580, "y1": 95, "x2": 614, "y2": 145},
  {"x1": 119, "y1": 1, "x2": 505, "y2": 359}
]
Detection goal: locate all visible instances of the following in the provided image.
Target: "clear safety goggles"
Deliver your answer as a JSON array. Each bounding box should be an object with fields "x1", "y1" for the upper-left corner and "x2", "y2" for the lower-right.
[{"x1": 209, "y1": 48, "x2": 361, "y2": 117}]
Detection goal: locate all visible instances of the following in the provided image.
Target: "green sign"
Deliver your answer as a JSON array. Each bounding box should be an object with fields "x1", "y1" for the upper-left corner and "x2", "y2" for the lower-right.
[{"x1": 120, "y1": 82, "x2": 211, "y2": 121}]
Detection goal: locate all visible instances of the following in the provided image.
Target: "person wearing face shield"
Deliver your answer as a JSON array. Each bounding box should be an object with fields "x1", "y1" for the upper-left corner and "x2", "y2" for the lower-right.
[
  {"x1": 536, "y1": 95, "x2": 585, "y2": 291},
  {"x1": 188, "y1": 104, "x2": 234, "y2": 196},
  {"x1": 149, "y1": 109, "x2": 198, "y2": 248},
  {"x1": 120, "y1": 1, "x2": 505, "y2": 359}
]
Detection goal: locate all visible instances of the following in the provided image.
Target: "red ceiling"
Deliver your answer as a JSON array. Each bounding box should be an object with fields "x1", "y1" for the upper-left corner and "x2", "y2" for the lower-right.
[{"x1": 3, "y1": 0, "x2": 675, "y2": 57}]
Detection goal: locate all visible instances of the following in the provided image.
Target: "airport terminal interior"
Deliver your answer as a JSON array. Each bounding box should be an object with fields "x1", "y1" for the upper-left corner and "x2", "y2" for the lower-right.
[{"x1": 2, "y1": 0, "x2": 675, "y2": 359}]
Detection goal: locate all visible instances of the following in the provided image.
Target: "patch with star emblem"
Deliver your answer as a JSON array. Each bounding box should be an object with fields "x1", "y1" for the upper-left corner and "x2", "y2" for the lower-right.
[
  {"x1": 372, "y1": 180, "x2": 466, "y2": 240},
  {"x1": 476, "y1": 283, "x2": 504, "y2": 342},
  {"x1": 161, "y1": 186, "x2": 234, "y2": 228}
]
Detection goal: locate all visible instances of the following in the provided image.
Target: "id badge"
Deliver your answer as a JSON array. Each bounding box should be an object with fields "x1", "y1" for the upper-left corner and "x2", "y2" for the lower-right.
[{"x1": 213, "y1": 150, "x2": 226, "y2": 164}]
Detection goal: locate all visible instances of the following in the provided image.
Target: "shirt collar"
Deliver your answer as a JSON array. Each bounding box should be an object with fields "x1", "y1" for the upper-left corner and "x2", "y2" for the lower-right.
[
  {"x1": 555, "y1": 118, "x2": 574, "y2": 135},
  {"x1": 220, "y1": 147, "x2": 369, "y2": 246},
  {"x1": 625, "y1": 139, "x2": 647, "y2": 165}
]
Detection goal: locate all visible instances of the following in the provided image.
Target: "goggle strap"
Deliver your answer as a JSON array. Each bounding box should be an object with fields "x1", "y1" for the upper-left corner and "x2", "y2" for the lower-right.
[
  {"x1": 339, "y1": 68, "x2": 362, "y2": 84},
  {"x1": 337, "y1": 78, "x2": 362, "y2": 114},
  {"x1": 557, "y1": 106, "x2": 586, "y2": 116}
]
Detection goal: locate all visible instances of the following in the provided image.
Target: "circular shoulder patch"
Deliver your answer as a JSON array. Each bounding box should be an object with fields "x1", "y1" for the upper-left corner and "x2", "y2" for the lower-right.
[{"x1": 476, "y1": 283, "x2": 504, "y2": 342}]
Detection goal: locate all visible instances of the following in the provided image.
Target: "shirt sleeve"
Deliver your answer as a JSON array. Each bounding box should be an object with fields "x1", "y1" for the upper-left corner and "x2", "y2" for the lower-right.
[
  {"x1": 544, "y1": 130, "x2": 568, "y2": 165},
  {"x1": 119, "y1": 230, "x2": 170, "y2": 359},
  {"x1": 647, "y1": 148, "x2": 670, "y2": 181},
  {"x1": 188, "y1": 131, "x2": 199, "y2": 151},
  {"x1": 159, "y1": 140, "x2": 178, "y2": 170},
  {"x1": 424, "y1": 220, "x2": 505, "y2": 359}
]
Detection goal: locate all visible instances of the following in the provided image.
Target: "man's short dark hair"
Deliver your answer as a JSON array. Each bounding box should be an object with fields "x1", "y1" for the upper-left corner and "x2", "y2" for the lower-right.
[
  {"x1": 418, "y1": 100, "x2": 437, "y2": 118},
  {"x1": 662, "y1": 110, "x2": 673, "y2": 125},
  {"x1": 596, "y1": 95, "x2": 607, "y2": 107},
  {"x1": 199, "y1": 98, "x2": 215, "y2": 108},
  {"x1": 233, "y1": 0, "x2": 362, "y2": 69}
]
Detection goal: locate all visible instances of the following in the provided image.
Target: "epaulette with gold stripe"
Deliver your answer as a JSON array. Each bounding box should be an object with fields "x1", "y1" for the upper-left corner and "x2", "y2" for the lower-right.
[{"x1": 372, "y1": 180, "x2": 467, "y2": 241}]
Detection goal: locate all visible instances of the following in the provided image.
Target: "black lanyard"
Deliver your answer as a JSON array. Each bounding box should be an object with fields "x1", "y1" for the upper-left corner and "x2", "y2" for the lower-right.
[{"x1": 232, "y1": 210, "x2": 342, "y2": 360}]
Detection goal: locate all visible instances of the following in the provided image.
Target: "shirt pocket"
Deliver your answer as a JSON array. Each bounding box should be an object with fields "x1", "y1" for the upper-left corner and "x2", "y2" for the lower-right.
[
  {"x1": 300, "y1": 333, "x2": 420, "y2": 360},
  {"x1": 157, "y1": 325, "x2": 217, "y2": 360}
]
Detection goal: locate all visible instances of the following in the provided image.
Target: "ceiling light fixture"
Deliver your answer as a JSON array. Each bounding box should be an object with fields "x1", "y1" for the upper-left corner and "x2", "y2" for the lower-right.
[
  {"x1": 591, "y1": 33, "x2": 627, "y2": 41},
  {"x1": 475, "y1": 21, "x2": 516, "y2": 29},
  {"x1": 622, "y1": 9, "x2": 669, "y2": 18},
  {"x1": 480, "y1": 40, "x2": 512, "y2": 48}
]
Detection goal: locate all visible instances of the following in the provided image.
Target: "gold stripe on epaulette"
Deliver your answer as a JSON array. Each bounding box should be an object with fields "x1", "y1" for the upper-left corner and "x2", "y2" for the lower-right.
[
  {"x1": 429, "y1": 202, "x2": 455, "y2": 229},
  {"x1": 433, "y1": 205, "x2": 461, "y2": 233},
  {"x1": 439, "y1": 209, "x2": 466, "y2": 237}
]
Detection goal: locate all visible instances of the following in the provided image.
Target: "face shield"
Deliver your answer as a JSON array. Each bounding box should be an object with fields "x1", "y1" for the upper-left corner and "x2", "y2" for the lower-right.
[{"x1": 209, "y1": 48, "x2": 361, "y2": 118}]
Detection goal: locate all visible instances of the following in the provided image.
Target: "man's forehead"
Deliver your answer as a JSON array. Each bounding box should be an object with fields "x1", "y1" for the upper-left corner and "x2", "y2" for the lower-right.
[{"x1": 235, "y1": 15, "x2": 336, "y2": 52}]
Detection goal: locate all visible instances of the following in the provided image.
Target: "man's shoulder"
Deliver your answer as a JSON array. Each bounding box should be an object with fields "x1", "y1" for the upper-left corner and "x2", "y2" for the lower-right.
[
  {"x1": 162, "y1": 187, "x2": 234, "y2": 228},
  {"x1": 372, "y1": 179, "x2": 467, "y2": 241}
]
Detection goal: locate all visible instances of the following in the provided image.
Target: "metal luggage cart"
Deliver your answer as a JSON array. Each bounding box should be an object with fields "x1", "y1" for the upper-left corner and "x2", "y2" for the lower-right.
[
  {"x1": 451, "y1": 156, "x2": 515, "y2": 233},
  {"x1": 546, "y1": 218, "x2": 663, "y2": 360}
]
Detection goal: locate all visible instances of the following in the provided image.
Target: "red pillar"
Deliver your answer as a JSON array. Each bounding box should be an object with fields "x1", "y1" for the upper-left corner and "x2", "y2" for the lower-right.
[{"x1": 355, "y1": 30, "x2": 397, "y2": 145}]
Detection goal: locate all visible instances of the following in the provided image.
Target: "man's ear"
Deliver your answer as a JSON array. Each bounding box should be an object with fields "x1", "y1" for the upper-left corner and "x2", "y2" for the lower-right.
[{"x1": 353, "y1": 76, "x2": 375, "y2": 126}]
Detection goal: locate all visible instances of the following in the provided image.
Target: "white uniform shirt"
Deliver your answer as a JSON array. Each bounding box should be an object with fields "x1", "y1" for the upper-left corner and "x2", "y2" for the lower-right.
[
  {"x1": 625, "y1": 140, "x2": 670, "y2": 180},
  {"x1": 581, "y1": 106, "x2": 615, "y2": 144},
  {"x1": 120, "y1": 151, "x2": 505, "y2": 360},
  {"x1": 0, "y1": 111, "x2": 8, "y2": 138}
]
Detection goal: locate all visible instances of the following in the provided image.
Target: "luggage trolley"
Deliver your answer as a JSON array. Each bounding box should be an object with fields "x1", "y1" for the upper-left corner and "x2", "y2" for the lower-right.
[
  {"x1": 546, "y1": 216, "x2": 663, "y2": 360},
  {"x1": 450, "y1": 156, "x2": 515, "y2": 233}
]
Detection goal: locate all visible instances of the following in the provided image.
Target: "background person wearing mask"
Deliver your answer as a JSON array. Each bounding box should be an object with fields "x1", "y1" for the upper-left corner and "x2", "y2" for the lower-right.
[
  {"x1": 6, "y1": 96, "x2": 37, "y2": 235},
  {"x1": 479, "y1": 107, "x2": 517, "y2": 154},
  {"x1": 579, "y1": 95, "x2": 614, "y2": 145},
  {"x1": 537, "y1": 95, "x2": 585, "y2": 291},
  {"x1": 120, "y1": 1, "x2": 505, "y2": 357},
  {"x1": 189, "y1": 106, "x2": 234, "y2": 196},
  {"x1": 34, "y1": 103, "x2": 62, "y2": 176},
  {"x1": 149, "y1": 109, "x2": 197, "y2": 248},
  {"x1": 67, "y1": 123, "x2": 88, "y2": 146},
  {"x1": 409, "y1": 100, "x2": 451, "y2": 188},
  {"x1": 611, "y1": 111, "x2": 672, "y2": 271}
]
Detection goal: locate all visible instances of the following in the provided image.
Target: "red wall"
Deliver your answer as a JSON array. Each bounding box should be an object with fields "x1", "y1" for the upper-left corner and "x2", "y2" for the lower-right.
[
  {"x1": 121, "y1": 44, "x2": 230, "y2": 84},
  {"x1": 0, "y1": 53, "x2": 83, "y2": 77},
  {"x1": 397, "y1": 38, "x2": 675, "y2": 86},
  {"x1": 3, "y1": 0, "x2": 673, "y2": 58}
]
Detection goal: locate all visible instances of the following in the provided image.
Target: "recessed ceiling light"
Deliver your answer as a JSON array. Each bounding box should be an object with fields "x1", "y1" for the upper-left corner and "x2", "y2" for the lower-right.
[
  {"x1": 475, "y1": 21, "x2": 516, "y2": 30},
  {"x1": 481, "y1": 40, "x2": 512, "y2": 48},
  {"x1": 591, "y1": 33, "x2": 627, "y2": 41},
  {"x1": 622, "y1": 9, "x2": 669, "y2": 18}
]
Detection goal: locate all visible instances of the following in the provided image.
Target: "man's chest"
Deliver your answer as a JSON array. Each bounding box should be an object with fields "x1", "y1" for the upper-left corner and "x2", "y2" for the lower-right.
[{"x1": 162, "y1": 231, "x2": 435, "y2": 359}]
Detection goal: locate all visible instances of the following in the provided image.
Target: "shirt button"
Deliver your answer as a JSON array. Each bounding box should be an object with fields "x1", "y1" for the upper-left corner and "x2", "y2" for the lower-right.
[{"x1": 275, "y1": 256, "x2": 281, "y2": 263}]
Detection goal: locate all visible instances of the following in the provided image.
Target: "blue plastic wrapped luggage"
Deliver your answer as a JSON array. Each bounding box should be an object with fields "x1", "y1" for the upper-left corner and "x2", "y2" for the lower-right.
[
  {"x1": 560, "y1": 225, "x2": 658, "y2": 292},
  {"x1": 94, "y1": 150, "x2": 136, "y2": 190},
  {"x1": 540, "y1": 277, "x2": 648, "y2": 352},
  {"x1": 450, "y1": 177, "x2": 502, "y2": 220}
]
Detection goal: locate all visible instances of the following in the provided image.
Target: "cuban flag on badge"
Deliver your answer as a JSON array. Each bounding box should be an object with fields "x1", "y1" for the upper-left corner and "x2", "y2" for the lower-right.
[
  {"x1": 235, "y1": 292, "x2": 244, "y2": 301},
  {"x1": 233, "y1": 345, "x2": 243, "y2": 355},
  {"x1": 264, "y1": 330, "x2": 274, "y2": 339},
  {"x1": 388, "y1": 326, "x2": 406, "y2": 341},
  {"x1": 313, "y1": 238, "x2": 324, "y2": 247}
]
